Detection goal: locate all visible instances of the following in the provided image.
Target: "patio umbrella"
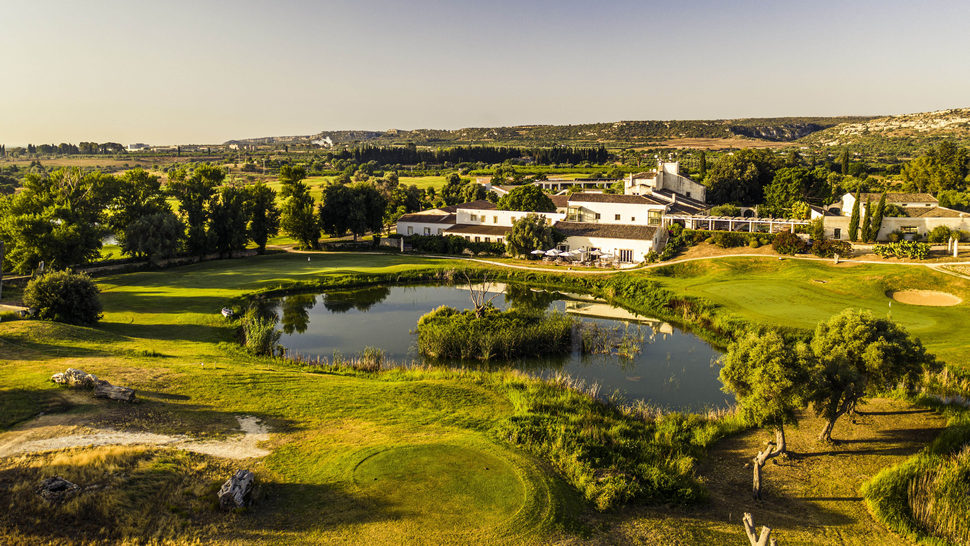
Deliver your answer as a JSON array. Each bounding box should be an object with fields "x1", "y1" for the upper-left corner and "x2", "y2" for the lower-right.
[
  {"x1": 544, "y1": 249, "x2": 561, "y2": 257},
  {"x1": 589, "y1": 249, "x2": 603, "y2": 256},
  {"x1": 530, "y1": 249, "x2": 546, "y2": 255},
  {"x1": 600, "y1": 253, "x2": 615, "y2": 260}
]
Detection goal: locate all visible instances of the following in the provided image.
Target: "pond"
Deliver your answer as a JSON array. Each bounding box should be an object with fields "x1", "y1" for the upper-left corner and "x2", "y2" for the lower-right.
[{"x1": 268, "y1": 284, "x2": 731, "y2": 412}]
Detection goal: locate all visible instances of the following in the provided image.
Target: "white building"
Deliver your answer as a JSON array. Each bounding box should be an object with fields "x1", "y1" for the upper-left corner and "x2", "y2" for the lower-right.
[
  {"x1": 821, "y1": 193, "x2": 970, "y2": 241},
  {"x1": 625, "y1": 161, "x2": 707, "y2": 203}
]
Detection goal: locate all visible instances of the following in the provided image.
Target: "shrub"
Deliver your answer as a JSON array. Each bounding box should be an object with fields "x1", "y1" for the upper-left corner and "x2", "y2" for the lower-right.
[
  {"x1": 772, "y1": 231, "x2": 808, "y2": 255},
  {"x1": 927, "y1": 225, "x2": 953, "y2": 243},
  {"x1": 23, "y1": 270, "x2": 102, "y2": 325},
  {"x1": 887, "y1": 230, "x2": 904, "y2": 243},
  {"x1": 709, "y1": 231, "x2": 746, "y2": 248},
  {"x1": 873, "y1": 241, "x2": 931, "y2": 260},
  {"x1": 748, "y1": 239, "x2": 760, "y2": 248},
  {"x1": 405, "y1": 235, "x2": 504, "y2": 256},
  {"x1": 417, "y1": 305, "x2": 573, "y2": 360},
  {"x1": 811, "y1": 239, "x2": 852, "y2": 258}
]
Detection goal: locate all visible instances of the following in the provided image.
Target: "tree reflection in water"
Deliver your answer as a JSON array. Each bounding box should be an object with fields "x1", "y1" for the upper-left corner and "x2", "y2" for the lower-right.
[{"x1": 322, "y1": 286, "x2": 392, "y2": 313}]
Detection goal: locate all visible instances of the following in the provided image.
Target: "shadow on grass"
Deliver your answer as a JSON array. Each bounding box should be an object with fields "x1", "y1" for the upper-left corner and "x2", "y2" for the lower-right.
[
  {"x1": 0, "y1": 388, "x2": 75, "y2": 431},
  {"x1": 98, "y1": 322, "x2": 231, "y2": 343}
]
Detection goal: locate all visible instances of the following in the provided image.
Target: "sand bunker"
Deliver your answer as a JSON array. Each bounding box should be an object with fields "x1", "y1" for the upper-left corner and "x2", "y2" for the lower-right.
[
  {"x1": 892, "y1": 290, "x2": 963, "y2": 307},
  {"x1": 0, "y1": 415, "x2": 270, "y2": 459}
]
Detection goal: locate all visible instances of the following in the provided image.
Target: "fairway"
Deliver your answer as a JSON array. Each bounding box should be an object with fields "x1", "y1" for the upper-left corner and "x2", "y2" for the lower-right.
[{"x1": 650, "y1": 257, "x2": 970, "y2": 368}]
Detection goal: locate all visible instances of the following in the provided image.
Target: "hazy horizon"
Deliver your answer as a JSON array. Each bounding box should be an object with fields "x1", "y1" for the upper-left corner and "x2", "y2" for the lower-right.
[{"x1": 2, "y1": 0, "x2": 969, "y2": 146}]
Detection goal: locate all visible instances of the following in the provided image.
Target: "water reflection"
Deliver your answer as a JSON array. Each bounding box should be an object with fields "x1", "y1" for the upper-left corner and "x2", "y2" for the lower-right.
[{"x1": 269, "y1": 284, "x2": 732, "y2": 411}]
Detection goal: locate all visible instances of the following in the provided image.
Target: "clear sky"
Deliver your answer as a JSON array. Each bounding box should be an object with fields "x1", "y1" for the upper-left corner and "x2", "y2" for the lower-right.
[{"x1": 2, "y1": 0, "x2": 969, "y2": 145}]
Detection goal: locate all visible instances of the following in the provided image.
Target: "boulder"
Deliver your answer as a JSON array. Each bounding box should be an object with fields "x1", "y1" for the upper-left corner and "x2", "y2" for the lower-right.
[
  {"x1": 93, "y1": 382, "x2": 136, "y2": 402},
  {"x1": 37, "y1": 476, "x2": 80, "y2": 502},
  {"x1": 218, "y1": 469, "x2": 255, "y2": 509},
  {"x1": 51, "y1": 368, "x2": 100, "y2": 388}
]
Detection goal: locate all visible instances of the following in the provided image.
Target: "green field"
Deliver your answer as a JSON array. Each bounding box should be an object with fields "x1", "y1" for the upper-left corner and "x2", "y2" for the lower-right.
[{"x1": 1, "y1": 252, "x2": 968, "y2": 544}]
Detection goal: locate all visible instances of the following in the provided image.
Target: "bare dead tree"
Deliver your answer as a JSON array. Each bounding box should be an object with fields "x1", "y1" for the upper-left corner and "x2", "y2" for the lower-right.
[
  {"x1": 743, "y1": 512, "x2": 778, "y2": 546},
  {"x1": 752, "y1": 426, "x2": 786, "y2": 499},
  {"x1": 462, "y1": 271, "x2": 499, "y2": 317}
]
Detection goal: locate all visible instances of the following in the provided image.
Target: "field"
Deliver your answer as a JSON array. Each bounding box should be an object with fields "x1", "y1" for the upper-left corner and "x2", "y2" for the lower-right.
[{"x1": 1, "y1": 252, "x2": 967, "y2": 544}]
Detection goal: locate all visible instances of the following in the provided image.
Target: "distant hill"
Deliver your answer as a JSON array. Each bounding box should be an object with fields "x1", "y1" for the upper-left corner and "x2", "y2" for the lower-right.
[
  {"x1": 225, "y1": 116, "x2": 873, "y2": 149},
  {"x1": 799, "y1": 108, "x2": 970, "y2": 154}
]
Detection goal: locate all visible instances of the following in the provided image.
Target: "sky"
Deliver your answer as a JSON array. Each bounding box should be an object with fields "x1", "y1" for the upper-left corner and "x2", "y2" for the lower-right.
[{"x1": 1, "y1": 0, "x2": 969, "y2": 145}]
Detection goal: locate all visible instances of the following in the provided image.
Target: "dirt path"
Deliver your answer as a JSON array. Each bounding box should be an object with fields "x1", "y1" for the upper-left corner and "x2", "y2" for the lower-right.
[{"x1": 0, "y1": 415, "x2": 270, "y2": 460}]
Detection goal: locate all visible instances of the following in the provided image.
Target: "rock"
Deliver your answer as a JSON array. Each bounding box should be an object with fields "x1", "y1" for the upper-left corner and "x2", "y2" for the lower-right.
[
  {"x1": 38, "y1": 476, "x2": 80, "y2": 502},
  {"x1": 51, "y1": 368, "x2": 100, "y2": 388},
  {"x1": 93, "y1": 382, "x2": 136, "y2": 402},
  {"x1": 218, "y1": 469, "x2": 255, "y2": 509}
]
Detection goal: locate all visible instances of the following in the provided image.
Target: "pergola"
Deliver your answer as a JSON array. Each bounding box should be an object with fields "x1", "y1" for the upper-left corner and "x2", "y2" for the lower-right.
[{"x1": 663, "y1": 214, "x2": 810, "y2": 233}]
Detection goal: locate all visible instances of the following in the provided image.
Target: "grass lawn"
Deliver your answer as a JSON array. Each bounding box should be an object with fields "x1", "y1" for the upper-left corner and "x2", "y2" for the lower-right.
[
  {"x1": 645, "y1": 257, "x2": 970, "y2": 369},
  {"x1": 1, "y1": 252, "x2": 967, "y2": 544}
]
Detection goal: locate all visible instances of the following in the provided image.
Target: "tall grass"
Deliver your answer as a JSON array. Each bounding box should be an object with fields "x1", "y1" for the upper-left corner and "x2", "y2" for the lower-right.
[{"x1": 863, "y1": 412, "x2": 970, "y2": 545}]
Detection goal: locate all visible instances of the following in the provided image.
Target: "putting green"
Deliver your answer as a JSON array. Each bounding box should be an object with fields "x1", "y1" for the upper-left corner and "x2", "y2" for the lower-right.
[{"x1": 353, "y1": 443, "x2": 527, "y2": 532}]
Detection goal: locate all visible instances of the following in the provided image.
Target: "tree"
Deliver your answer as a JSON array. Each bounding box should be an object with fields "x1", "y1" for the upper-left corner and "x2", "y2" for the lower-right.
[
  {"x1": 23, "y1": 270, "x2": 102, "y2": 325},
  {"x1": 807, "y1": 310, "x2": 938, "y2": 442},
  {"x1": 123, "y1": 211, "x2": 184, "y2": 264},
  {"x1": 497, "y1": 185, "x2": 555, "y2": 212},
  {"x1": 0, "y1": 168, "x2": 114, "y2": 273},
  {"x1": 245, "y1": 182, "x2": 279, "y2": 254},
  {"x1": 848, "y1": 192, "x2": 861, "y2": 242},
  {"x1": 278, "y1": 165, "x2": 319, "y2": 249},
  {"x1": 840, "y1": 148, "x2": 850, "y2": 176},
  {"x1": 705, "y1": 149, "x2": 780, "y2": 206},
  {"x1": 698, "y1": 151, "x2": 707, "y2": 181},
  {"x1": 709, "y1": 204, "x2": 741, "y2": 217},
  {"x1": 441, "y1": 173, "x2": 467, "y2": 206},
  {"x1": 860, "y1": 198, "x2": 872, "y2": 243},
  {"x1": 902, "y1": 142, "x2": 970, "y2": 193},
  {"x1": 458, "y1": 181, "x2": 487, "y2": 203},
  {"x1": 168, "y1": 165, "x2": 223, "y2": 257},
  {"x1": 208, "y1": 184, "x2": 250, "y2": 257},
  {"x1": 762, "y1": 167, "x2": 831, "y2": 217},
  {"x1": 346, "y1": 182, "x2": 387, "y2": 240},
  {"x1": 506, "y1": 214, "x2": 561, "y2": 256},
  {"x1": 869, "y1": 193, "x2": 887, "y2": 243},
  {"x1": 720, "y1": 330, "x2": 807, "y2": 499},
  {"x1": 106, "y1": 169, "x2": 169, "y2": 250},
  {"x1": 318, "y1": 183, "x2": 352, "y2": 238}
]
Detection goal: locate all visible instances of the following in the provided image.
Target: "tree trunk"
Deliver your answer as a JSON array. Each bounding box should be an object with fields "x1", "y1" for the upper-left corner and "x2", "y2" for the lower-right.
[
  {"x1": 742, "y1": 512, "x2": 777, "y2": 546},
  {"x1": 752, "y1": 426, "x2": 786, "y2": 500},
  {"x1": 818, "y1": 396, "x2": 854, "y2": 442}
]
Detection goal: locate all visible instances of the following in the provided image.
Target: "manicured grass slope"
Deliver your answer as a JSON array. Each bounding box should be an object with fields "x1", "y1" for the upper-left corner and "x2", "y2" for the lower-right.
[
  {"x1": 1, "y1": 252, "x2": 966, "y2": 544},
  {"x1": 650, "y1": 258, "x2": 970, "y2": 369}
]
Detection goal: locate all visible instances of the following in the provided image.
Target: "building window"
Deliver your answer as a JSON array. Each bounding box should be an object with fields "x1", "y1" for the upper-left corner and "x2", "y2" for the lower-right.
[
  {"x1": 834, "y1": 228, "x2": 841, "y2": 239},
  {"x1": 436, "y1": 228, "x2": 442, "y2": 235},
  {"x1": 485, "y1": 237, "x2": 490, "y2": 242},
  {"x1": 647, "y1": 210, "x2": 662, "y2": 226},
  {"x1": 686, "y1": 192, "x2": 692, "y2": 198},
  {"x1": 631, "y1": 217, "x2": 635, "y2": 222},
  {"x1": 475, "y1": 236, "x2": 481, "y2": 242},
  {"x1": 594, "y1": 213, "x2": 601, "y2": 220},
  {"x1": 493, "y1": 216, "x2": 498, "y2": 223},
  {"x1": 470, "y1": 214, "x2": 478, "y2": 222},
  {"x1": 901, "y1": 226, "x2": 918, "y2": 234},
  {"x1": 407, "y1": 226, "x2": 413, "y2": 235},
  {"x1": 497, "y1": 237, "x2": 503, "y2": 243},
  {"x1": 423, "y1": 227, "x2": 431, "y2": 235},
  {"x1": 615, "y1": 214, "x2": 621, "y2": 221},
  {"x1": 619, "y1": 249, "x2": 633, "y2": 262}
]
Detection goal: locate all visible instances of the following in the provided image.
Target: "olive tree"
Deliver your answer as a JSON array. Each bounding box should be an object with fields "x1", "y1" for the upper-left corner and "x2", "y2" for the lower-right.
[
  {"x1": 807, "y1": 309, "x2": 938, "y2": 442},
  {"x1": 720, "y1": 330, "x2": 808, "y2": 499},
  {"x1": 506, "y1": 214, "x2": 562, "y2": 257}
]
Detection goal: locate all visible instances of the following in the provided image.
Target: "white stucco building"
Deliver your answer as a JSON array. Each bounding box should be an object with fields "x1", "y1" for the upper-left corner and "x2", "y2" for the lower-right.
[{"x1": 821, "y1": 193, "x2": 970, "y2": 241}]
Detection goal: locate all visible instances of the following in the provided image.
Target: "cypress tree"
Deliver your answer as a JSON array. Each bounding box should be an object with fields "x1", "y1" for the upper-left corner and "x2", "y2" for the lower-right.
[
  {"x1": 841, "y1": 148, "x2": 850, "y2": 175},
  {"x1": 699, "y1": 151, "x2": 707, "y2": 180},
  {"x1": 848, "y1": 192, "x2": 861, "y2": 242},
  {"x1": 861, "y1": 198, "x2": 872, "y2": 243},
  {"x1": 870, "y1": 192, "x2": 887, "y2": 242}
]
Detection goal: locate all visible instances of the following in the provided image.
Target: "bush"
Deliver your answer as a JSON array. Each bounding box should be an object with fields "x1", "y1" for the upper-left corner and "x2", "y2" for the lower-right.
[
  {"x1": 772, "y1": 231, "x2": 808, "y2": 255},
  {"x1": 417, "y1": 305, "x2": 573, "y2": 360},
  {"x1": 887, "y1": 230, "x2": 904, "y2": 243},
  {"x1": 873, "y1": 241, "x2": 931, "y2": 260},
  {"x1": 709, "y1": 231, "x2": 746, "y2": 248},
  {"x1": 405, "y1": 235, "x2": 504, "y2": 256},
  {"x1": 927, "y1": 225, "x2": 953, "y2": 243},
  {"x1": 811, "y1": 239, "x2": 852, "y2": 258},
  {"x1": 23, "y1": 270, "x2": 102, "y2": 325},
  {"x1": 748, "y1": 239, "x2": 760, "y2": 248}
]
